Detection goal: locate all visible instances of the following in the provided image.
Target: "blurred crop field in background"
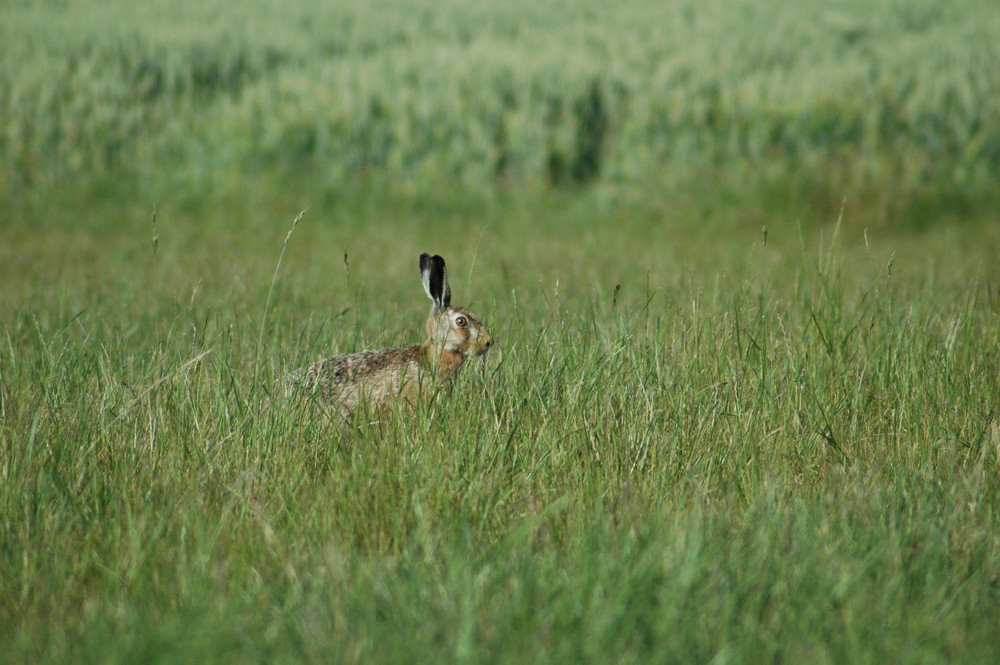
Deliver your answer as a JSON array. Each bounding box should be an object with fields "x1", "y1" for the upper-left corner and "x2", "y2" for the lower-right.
[{"x1": 2, "y1": 1, "x2": 1000, "y2": 663}]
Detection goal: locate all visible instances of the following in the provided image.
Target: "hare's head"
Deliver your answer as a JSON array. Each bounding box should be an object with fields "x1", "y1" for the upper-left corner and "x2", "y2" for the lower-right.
[{"x1": 420, "y1": 253, "x2": 494, "y2": 358}]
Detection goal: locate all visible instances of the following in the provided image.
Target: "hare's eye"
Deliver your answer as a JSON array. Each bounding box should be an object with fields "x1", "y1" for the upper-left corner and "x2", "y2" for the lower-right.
[{"x1": 455, "y1": 316, "x2": 468, "y2": 328}]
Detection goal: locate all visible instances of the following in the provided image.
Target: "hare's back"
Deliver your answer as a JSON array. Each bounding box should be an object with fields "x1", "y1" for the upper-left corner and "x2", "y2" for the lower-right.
[{"x1": 281, "y1": 344, "x2": 424, "y2": 406}]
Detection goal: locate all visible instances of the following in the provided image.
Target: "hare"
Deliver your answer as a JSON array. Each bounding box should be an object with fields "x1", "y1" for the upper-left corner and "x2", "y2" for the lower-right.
[{"x1": 279, "y1": 253, "x2": 494, "y2": 418}]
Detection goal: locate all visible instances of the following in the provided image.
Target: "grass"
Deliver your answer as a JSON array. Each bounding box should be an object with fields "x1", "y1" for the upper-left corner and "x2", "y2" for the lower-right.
[
  {"x1": 2, "y1": 0, "x2": 1000, "y2": 662},
  {"x1": 2, "y1": 175, "x2": 999, "y2": 663}
]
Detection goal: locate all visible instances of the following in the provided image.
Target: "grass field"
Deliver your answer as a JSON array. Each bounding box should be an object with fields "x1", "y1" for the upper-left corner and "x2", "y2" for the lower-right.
[{"x1": 3, "y1": 1, "x2": 1000, "y2": 663}]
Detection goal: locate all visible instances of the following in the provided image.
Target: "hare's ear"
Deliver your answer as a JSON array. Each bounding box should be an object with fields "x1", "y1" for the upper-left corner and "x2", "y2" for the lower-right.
[{"x1": 420, "y1": 253, "x2": 451, "y2": 310}]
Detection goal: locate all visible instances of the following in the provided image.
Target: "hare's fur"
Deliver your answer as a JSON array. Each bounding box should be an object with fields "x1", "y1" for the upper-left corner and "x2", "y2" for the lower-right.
[{"x1": 279, "y1": 255, "x2": 492, "y2": 417}]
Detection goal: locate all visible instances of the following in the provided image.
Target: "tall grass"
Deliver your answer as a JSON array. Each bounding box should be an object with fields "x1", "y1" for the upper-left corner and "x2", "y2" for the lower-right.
[{"x1": 1, "y1": 179, "x2": 999, "y2": 663}]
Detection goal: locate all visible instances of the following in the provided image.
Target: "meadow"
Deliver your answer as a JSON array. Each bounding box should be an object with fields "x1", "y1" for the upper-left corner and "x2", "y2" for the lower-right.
[{"x1": 2, "y1": 1, "x2": 1000, "y2": 663}]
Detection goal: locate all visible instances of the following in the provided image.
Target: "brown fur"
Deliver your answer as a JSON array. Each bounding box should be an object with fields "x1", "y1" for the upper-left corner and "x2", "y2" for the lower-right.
[
  {"x1": 278, "y1": 265, "x2": 493, "y2": 419},
  {"x1": 282, "y1": 344, "x2": 426, "y2": 415}
]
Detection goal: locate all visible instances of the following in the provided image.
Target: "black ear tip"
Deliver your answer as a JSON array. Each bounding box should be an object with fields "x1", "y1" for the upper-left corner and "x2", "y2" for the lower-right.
[{"x1": 420, "y1": 253, "x2": 448, "y2": 273}]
